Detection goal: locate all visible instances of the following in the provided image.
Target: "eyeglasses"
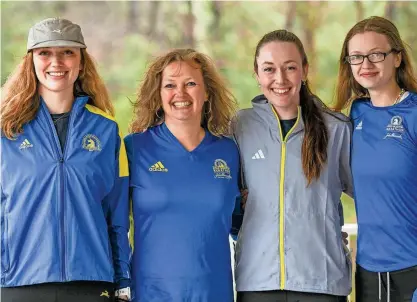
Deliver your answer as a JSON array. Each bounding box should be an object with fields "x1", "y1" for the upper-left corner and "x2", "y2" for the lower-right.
[{"x1": 345, "y1": 49, "x2": 397, "y2": 65}]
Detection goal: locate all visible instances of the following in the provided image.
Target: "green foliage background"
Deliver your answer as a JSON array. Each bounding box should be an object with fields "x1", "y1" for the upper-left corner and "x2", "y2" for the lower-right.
[{"x1": 2, "y1": 1, "x2": 417, "y2": 225}]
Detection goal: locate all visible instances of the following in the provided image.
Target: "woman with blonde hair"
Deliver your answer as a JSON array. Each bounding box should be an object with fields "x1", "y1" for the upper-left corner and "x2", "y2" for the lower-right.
[
  {"x1": 125, "y1": 48, "x2": 240, "y2": 301},
  {"x1": 334, "y1": 16, "x2": 417, "y2": 302},
  {"x1": 1, "y1": 18, "x2": 130, "y2": 302}
]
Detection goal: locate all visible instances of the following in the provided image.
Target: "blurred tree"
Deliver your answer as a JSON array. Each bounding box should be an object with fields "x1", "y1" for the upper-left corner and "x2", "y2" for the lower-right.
[
  {"x1": 355, "y1": 1, "x2": 364, "y2": 21},
  {"x1": 285, "y1": 2, "x2": 297, "y2": 31},
  {"x1": 183, "y1": 1, "x2": 195, "y2": 47},
  {"x1": 127, "y1": 1, "x2": 140, "y2": 34}
]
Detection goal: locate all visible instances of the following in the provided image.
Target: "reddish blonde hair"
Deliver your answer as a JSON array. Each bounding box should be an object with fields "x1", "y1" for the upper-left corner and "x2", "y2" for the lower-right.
[{"x1": 1, "y1": 49, "x2": 114, "y2": 139}]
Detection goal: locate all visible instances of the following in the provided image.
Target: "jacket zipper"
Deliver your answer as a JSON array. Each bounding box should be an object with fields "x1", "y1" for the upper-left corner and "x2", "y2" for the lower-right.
[
  {"x1": 271, "y1": 105, "x2": 300, "y2": 290},
  {"x1": 42, "y1": 104, "x2": 74, "y2": 281}
]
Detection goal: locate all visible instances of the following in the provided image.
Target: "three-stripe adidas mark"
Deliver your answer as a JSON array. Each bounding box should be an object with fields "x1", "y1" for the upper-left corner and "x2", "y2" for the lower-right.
[
  {"x1": 252, "y1": 149, "x2": 265, "y2": 159},
  {"x1": 149, "y1": 161, "x2": 168, "y2": 172},
  {"x1": 19, "y1": 139, "x2": 33, "y2": 150}
]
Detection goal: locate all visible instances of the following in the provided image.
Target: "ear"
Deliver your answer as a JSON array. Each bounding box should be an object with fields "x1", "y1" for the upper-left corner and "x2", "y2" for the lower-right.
[
  {"x1": 394, "y1": 52, "x2": 402, "y2": 68},
  {"x1": 303, "y1": 64, "x2": 309, "y2": 81}
]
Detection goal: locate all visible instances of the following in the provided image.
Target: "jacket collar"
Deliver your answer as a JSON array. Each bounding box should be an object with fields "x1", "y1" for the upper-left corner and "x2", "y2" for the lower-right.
[
  {"x1": 39, "y1": 95, "x2": 90, "y2": 115},
  {"x1": 251, "y1": 94, "x2": 305, "y2": 140}
]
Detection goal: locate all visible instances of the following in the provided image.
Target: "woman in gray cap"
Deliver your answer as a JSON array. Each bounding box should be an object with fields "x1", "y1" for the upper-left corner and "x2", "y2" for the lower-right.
[{"x1": 1, "y1": 18, "x2": 130, "y2": 301}]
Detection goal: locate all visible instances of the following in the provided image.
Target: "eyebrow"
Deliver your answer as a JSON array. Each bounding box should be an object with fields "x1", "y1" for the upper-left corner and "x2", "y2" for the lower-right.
[
  {"x1": 163, "y1": 76, "x2": 194, "y2": 81},
  {"x1": 261, "y1": 60, "x2": 298, "y2": 65},
  {"x1": 349, "y1": 47, "x2": 386, "y2": 54}
]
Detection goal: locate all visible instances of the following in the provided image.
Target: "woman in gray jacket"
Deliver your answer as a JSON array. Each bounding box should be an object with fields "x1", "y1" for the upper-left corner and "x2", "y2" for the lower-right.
[{"x1": 232, "y1": 29, "x2": 353, "y2": 302}]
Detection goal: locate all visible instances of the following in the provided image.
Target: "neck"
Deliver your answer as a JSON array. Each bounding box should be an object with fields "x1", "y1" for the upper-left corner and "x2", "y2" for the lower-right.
[
  {"x1": 40, "y1": 88, "x2": 74, "y2": 114},
  {"x1": 165, "y1": 119, "x2": 205, "y2": 152},
  {"x1": 369, "y1": 81, "x2": 403, "y2": 107},
  {"x1": 272, "y1": 104, "x2": 298, "y2": 120}
]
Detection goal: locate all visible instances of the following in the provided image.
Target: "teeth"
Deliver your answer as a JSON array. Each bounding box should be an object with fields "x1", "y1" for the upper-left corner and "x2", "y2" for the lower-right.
[
  {"x1": 48, "y1": 72, "x2": 65, "y2": 76},
  {"x1": 272, "y1": 88, "x2": 290, "y2": 94},
  {"x1": 173, "y1": 101, "x2": 191, "y2": 108}
]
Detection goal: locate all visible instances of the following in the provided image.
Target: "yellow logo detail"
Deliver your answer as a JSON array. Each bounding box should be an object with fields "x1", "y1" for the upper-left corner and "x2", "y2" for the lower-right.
[
  {"x1": 19, "y1": 139, "x2": 33, "y2": 150},
  {"x1": 82, "y1": 134, "x2": 101, "y2": 152},
  {"x1": 149, "y1": 161, "x2": 168, "y2": 172},
  {"x1": 100, "y1": 290, "x2": 110, "y2": 298},
  {"x1": 213, "y1": 159, "x2": 231, "y2": 179}
]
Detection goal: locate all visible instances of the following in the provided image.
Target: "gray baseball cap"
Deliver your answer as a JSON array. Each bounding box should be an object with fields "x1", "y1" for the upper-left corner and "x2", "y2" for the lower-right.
[{"x1": 27, "y1": 18, "x2": 86, "y2": 51}]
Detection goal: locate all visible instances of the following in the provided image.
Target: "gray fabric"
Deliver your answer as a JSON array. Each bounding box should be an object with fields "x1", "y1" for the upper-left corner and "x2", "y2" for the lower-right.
[
  {"x1": 27, "y1": 18, "x2": 86, "y2": 50},
  {"x1": 232, "y1": 95, "x2": 353, "y2": 295}
]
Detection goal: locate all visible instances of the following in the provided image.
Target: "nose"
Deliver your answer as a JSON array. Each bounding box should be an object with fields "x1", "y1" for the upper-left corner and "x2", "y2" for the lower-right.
[
  {"x1": 361, "y1": 56, "x2": 374, "y2": 68},
  {"x1": 175, "y1": 85, "x2": 186, "y2": 96},
  {"x1": 274, "y1": 68, "x2": 285, "y2": 84},
  {"x1": 50, "y1": 54, "x2": 64, "y2": 67}
]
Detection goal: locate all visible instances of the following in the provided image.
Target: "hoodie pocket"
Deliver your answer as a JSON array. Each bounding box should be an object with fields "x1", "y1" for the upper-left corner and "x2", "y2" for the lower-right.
[{"x1": 1, "y1": 216, "x2": 10, "y2": 273}]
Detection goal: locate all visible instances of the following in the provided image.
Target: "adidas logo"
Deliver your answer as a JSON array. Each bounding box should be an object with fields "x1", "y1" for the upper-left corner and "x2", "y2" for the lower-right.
[
  {"x1": 19, "y1": 139, "x2": 33, "y2": 150},
  {"x1": 149, "y1": 161, "x2": 168, "y2": 172},
  {"x1": 356, "y1": 121, "x2": 363, "y2": 130},
  {"x1": 252, "y1": 149, "x2": 265, "y2": 159}
]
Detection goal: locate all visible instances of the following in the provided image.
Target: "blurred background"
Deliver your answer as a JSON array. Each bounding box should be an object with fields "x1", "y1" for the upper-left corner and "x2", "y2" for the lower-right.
[{"x1": 2, "y1": 2, "x2": 417, "y2": 297}]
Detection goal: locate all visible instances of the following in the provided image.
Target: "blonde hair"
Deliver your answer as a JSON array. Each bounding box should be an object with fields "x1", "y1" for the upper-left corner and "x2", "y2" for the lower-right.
[
  {"x1": 1, "y1": 49, "x2": 114, "y2": 139},
  {"x1": 334, "y1": 16, "x2": 417, "y2": 111},
  {"x1": 129, "y1": 48, "x2": 237, "y2": 136}
]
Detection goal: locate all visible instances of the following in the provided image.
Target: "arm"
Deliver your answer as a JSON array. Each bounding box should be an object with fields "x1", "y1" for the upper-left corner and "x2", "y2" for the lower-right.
[
  {"x1": 102, "y1": 127, "x2": 131, "y2": 292},
  {"x1": 339, "y1": 121, "x2": 354, "y2": 199}
]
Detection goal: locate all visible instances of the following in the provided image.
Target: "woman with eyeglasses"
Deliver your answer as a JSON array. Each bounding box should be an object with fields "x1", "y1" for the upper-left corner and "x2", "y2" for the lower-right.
[{"x1": 334, "y1": 16, "x2": 417, "y2": 302}]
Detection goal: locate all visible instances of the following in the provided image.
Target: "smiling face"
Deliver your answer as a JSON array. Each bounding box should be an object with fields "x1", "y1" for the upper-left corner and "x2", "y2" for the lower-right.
[
  {"x1": 347, "y1": 31, "x2": 401, "y2": 92},
  {"x1": 255, "y1": 41, "x2": 307, "y2": 115},
  {"x1": 32, "y1": 47, "x2": 83, "y2": 99},
  {"x1": 160, "y1": 60, "x2": 207, "y2": 125}
]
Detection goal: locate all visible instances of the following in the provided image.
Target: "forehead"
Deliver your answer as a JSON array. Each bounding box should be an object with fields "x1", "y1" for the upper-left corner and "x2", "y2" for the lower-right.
[
  {"x1": 33, "y1": 46, "x2": 81, "y2": 52},
  {"x1": 257, "y1": 41, "x2": 302, "y2": 64},
  {"x1": 348, "y1": 31, "x2": 391, "y2": 53},
  {"x1": 162, "y1": 60, "x2": 203, "y2": 79}
]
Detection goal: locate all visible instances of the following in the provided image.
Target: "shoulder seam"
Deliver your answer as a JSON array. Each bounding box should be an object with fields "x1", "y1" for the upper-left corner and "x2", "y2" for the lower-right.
[{"x1": 85, "y1": 104, "x2": 116, "y2": 123}]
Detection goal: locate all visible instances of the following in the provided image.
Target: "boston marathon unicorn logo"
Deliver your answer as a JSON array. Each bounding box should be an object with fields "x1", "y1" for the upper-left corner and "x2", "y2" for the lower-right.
[
  {"x1": 82, "y1": 134, "x2": 102, "y2": 151},
  {"x1": 213, "y1": 159, "x2": 232, "y2": 179}
]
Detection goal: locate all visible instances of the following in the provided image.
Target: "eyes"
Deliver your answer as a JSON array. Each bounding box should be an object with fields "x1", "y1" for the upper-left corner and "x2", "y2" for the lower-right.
[
  {"x1": 163, "y1": 81, "x2": 197, "y2": 89},
  {"x1": 37, "y1": 49, "x2": 75, "y2": 57},
  {"x1": 263, "y1": 65, "x2": 297, "y2": 73}
]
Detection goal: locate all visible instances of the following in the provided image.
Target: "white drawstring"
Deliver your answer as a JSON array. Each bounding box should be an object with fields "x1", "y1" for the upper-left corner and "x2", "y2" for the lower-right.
[
  {"x1": 387, "y1": 272, "x2": 390, "y2": 302},
  {"x1": 378, "y1": 272, "x2": 382, "y2": 301}
]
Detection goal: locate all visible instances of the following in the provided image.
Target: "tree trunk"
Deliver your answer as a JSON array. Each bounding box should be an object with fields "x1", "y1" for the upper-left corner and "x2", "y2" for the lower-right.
[
  {"x1": 183, "y1": 1, "x2": 195, "y2": 47},
  {"x1": 384, "y1": 1, "x2": 396, "y2": 21},
  {"x1": 209, "y1": 1, "x2": 222, "y2": 41},
  {"x1": 285, "y1": 2, "x2": 297, "y2": 31},
  {"x1": 355, "y1": 1, "x2": 364, "y2": 22},
  {"x1": 127, "y1": 1, "x2": 140, "y2": 33},
  {"x1": 147, "y1": 1, "x2": 161, "y2": 38}
]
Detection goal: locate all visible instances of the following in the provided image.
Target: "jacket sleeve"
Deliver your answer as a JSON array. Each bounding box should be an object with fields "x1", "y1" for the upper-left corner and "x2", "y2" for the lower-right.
[
  {"x1": 230, "y1": 117, "x2": 245, "y2": 240},
  {"x1": 339, "y1": 121, "x2": 354, "y2": 199},
  {"x1": 102, "y1": 126, "x2": 131, "y2": 289}
]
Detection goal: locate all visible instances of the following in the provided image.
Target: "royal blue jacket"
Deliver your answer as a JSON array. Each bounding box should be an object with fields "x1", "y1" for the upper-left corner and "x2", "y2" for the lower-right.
[{"x1": 1, "y1": 96, "x2": 130, "y2": 288}]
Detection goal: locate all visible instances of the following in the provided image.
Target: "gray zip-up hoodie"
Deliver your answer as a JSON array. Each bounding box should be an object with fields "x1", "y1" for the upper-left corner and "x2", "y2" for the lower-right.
[{"x1": 232, "y1": 95, "x2": 353, "y2": 296}]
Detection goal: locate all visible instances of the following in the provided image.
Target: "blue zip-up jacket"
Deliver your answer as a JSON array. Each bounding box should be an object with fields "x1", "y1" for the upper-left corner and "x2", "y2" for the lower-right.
[{"x1": 0, "y1": 96, "x2": 131, "y2": 288}]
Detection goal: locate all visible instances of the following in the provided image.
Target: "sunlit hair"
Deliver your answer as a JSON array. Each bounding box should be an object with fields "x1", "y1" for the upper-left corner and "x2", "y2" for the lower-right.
[
  {"x1": 1, "y1": 49, "x2": 114, "y2": 139},
  {"x1": 254, "y1": 29, "x2": 330, "y2": 185},
  {"x1": 129, "y1": 48, "x2": 237, "y2": 136},
  {"x1": 334, "y1": 16, "x2": 417, "y2": 111}
]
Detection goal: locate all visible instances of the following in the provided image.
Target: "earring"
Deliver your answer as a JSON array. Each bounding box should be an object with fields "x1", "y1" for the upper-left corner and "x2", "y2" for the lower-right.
[
  {"x1": 155, "y1": 108, "x2": 163, "y2": 119},
  {"x1": 258, "y1": 83, "x2": 261, "y2": 87},
  {"x1": 302, "y1": 80, "x2": 306, "y2": 86}
]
